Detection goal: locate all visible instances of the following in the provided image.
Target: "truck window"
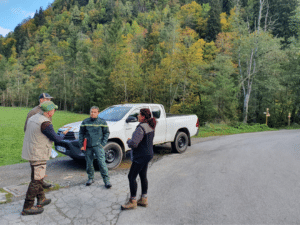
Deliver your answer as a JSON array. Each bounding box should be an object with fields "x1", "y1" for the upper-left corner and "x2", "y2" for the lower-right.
[
  {"x1": 99, "y1": 106, "x2": 132, "y2": 121},
  {"x1": 151, "y1": 106, "x2": 161, "y2": 119},
  {"x1": 129, "y1": 108, "x2": 141, "y2": 120}
]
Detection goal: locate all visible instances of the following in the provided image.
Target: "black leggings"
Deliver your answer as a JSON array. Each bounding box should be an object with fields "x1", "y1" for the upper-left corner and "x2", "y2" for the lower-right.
[{"x1": 128, "y1": 160, "x2": 150, "y2": 197}]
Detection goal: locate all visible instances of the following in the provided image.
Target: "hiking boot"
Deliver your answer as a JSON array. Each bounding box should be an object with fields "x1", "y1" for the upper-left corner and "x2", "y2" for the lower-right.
[
  {"x1": 105, "y1": 182, "x2": 112, "y2": 189},
  {"x1": 121, "y1": 198, "x2": 137, "y2": 210},
  {"x1": 22, "y1": 206, "x2": 44, "y2": 216},
  {"x1": 137, "y1": 197, "x2": 148, "y2": 207},
  {"x1": 37, "y1": 198, "x2": 51, "y2": 207},
  {"x1": 86, "y1": 179, "x2": 94, "y2": 186},
  {"x1": 42, "y1": 181, "x2": 52, "y2": 189}
]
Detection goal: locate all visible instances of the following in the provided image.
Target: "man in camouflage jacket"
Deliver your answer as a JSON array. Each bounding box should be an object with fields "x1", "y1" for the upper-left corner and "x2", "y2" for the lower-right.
[{"x1": 79, "y1": 106, "x2": 111, "y2": 188}]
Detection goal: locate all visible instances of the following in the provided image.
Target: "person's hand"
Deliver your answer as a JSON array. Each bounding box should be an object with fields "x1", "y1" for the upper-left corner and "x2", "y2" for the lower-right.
[
  {"x1": 63, "y1": 128, "x2": 70, "y2": 135},
  {"x1": 81, "y1": 147, "x2": 85, "y2": 151}
]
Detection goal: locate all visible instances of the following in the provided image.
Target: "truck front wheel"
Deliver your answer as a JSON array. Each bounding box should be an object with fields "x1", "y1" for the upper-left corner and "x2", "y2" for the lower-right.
[
  {"x1": 104, "y1": 142, "x2": 123, "y2": 169},
  {"x1": 171, "y1": 132, "x2": 189, "y2": 153}
]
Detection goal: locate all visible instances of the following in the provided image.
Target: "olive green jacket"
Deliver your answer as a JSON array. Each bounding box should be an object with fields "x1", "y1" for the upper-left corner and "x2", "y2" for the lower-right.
[{"x1": 78, "y1": 117, "x2": 110, "y2": 148}]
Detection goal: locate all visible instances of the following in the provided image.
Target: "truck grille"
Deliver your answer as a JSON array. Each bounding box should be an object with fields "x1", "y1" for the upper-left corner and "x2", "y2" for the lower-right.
[{"x1": 58, "y1": 131, "x2": 76, "y2": 140}]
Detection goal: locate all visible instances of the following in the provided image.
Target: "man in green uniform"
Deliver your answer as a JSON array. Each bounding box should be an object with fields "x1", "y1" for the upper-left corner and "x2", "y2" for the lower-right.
[{"x1": 79, "y1": 106, "x2": 112, "y2": 188}]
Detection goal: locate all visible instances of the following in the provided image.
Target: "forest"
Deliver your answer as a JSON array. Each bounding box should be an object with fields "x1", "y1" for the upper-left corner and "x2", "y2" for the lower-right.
[{"x1": 0, "y1": 0, "x2": 300, "y2": 127}]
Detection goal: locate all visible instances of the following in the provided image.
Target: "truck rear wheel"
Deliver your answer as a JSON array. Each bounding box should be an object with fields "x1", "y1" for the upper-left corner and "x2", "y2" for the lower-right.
[
  {"x1": 171, "y1": 132, "x2": 189, "y2": 153},
  {"x1": 104, "y1": 142, "x2": 123, "y2": 169}
]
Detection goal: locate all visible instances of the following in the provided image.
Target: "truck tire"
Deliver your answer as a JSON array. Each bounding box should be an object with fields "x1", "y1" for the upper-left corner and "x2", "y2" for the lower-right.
[
  {"x1": 104, "y1": 142, "x2": 123, "y2": 169},
  {"x1": 171, "y1": 132, "x2": 189, "y2": 153}
]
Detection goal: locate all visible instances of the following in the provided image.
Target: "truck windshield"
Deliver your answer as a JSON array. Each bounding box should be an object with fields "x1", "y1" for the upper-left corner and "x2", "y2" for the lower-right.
[{"x1": 98, "y1": 106, "x2": 132, "y2": 121}]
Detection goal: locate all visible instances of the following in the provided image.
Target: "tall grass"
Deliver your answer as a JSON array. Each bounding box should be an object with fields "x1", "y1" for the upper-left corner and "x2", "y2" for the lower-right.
[
  {"x1": 0, "y1": 107, "x2": 88, "y2": 166},
  {"x1": 196, "y1": 122, "x2": 277, "y2": 138}
]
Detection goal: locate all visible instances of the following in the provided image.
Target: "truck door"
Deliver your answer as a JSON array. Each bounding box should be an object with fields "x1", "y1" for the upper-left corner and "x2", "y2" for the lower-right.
[
  {"x1": 125, "y1": 107, "x2": 144, "y2": 143},
  {"x1": 151, "y1": 105, "x2": 166, "y2": 144}
]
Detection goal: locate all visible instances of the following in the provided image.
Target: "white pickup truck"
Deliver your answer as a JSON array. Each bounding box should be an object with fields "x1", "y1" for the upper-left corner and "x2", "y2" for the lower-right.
[{"x1": 55, "y1": 103, "x2": 199, "y2": 169}]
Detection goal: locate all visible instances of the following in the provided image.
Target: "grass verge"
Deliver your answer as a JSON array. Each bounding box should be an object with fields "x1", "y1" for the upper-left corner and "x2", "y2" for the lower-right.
[
  {"x1": 0, "y1": 188, "x2": 13, "y2": 204},
  {"x1": 0, "y1": 106, "x2": 88, "y2": 167},
  {"x1": 44, "y1": 184, "x2": 62, "y2": 193},
  {"x1": 196, "y1": 122, "x2": 277, "y2": 138},
  {"x1": 0, "y1": 184, "x2": 61, "y2": 204}
]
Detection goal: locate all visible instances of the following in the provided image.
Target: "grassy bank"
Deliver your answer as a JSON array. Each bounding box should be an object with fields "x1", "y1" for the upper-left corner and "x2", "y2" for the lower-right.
[
  {"x1": 0, "y1": 188, "x2": 13, "y2": 204},
  {"x1": 0, "y1": 106, "x2": 88, "y2": 167},
  {"x1": 195, "y1": 122, "x2": 300, "y2": 138}
]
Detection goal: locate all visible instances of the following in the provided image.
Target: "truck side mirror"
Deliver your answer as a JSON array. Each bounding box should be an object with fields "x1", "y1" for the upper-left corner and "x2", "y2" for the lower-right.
[{"x1": 126, "y1": 116, "x2": 138, "y2": 123}]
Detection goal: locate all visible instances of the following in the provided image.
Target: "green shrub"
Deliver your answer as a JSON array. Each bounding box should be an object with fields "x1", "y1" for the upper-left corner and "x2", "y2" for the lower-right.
[{"x1": 281, "y1": 123, "x2": 300, "y2": 130}]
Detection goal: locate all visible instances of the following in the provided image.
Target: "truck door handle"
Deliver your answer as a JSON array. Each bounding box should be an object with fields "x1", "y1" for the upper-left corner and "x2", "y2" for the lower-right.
[{"x1": 126, "y1": 128, "x2": 132, "y2": 130}]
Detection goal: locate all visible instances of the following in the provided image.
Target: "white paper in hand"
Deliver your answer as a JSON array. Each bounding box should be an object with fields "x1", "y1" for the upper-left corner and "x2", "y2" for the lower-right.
[{"x1": 51, "y1": 148, "x2": 58, "y2": 158}]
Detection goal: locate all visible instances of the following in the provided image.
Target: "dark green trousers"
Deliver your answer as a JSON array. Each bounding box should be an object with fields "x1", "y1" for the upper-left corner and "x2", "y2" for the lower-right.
[{"x1": 85, "y1": 146, "x2": 110, "y2": 184}]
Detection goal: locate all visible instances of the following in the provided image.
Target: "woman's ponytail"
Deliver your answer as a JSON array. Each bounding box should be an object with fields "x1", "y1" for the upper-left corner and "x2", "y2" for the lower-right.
[
  {"x1": 147, "y1": 117, "x2": 156, "y2": 129},
  {"x1": 140, "y1": 108, "x2": 157, "y2": 129}
]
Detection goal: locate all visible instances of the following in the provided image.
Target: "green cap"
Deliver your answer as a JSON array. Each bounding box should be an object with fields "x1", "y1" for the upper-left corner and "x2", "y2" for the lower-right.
[{"x1": 40, "y1": 101, "x2": 58, "y2": 112}]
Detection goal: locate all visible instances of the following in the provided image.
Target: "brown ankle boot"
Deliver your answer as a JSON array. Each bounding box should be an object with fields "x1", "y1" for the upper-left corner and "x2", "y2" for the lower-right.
[
  {"x1": 137, "y1": 197, "x2": 148, "y2": 207},
  {"x1": 121, "y1": 198, "x2": 137, "y2": 210},
  {"x1": 37, "y1": 198, "x2": 51, "y2": 207},
  {"x1": 22, "y1": 206, "x2": 44, "y2": 216}
]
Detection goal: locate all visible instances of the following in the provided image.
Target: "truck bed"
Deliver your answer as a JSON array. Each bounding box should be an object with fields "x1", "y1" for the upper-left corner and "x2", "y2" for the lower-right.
[{"x1": 166, "y1": 113, "x2": 191, "y2": 118}]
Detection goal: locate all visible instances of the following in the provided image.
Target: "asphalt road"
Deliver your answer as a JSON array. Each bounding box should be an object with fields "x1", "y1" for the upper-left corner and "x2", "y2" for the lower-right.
[
  {"x1": 0, "y1": 138, "x2": 213, "y2": 190},
  {"x1": 0, "y1": 146, "x2": 165, "y2": 189},
  {"x1": 0, "y1": 137, "x2": 215, "y2": 225},
  {"x1": 0, "y1": 137, "x2": 214, "y2": 203},
  {"x1": 117, "y1": 130, "x2": 300, "y2": 224}
]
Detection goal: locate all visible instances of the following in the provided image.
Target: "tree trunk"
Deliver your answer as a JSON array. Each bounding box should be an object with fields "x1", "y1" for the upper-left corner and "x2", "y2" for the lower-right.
[
  {"x1": 264, "y1": 1, "x2": 269, "y2": 32},
  {"x1": 26, "y1": 91, "x2": 29, "y2": 107},
  {"x1": 124, "y1": 81, "x2": 127, "y2": 102},
  {"x1": 240, "y1": 0, "x2": 263, "y2": 123},
  {"x1": 2, "y1": 92, "x2": 5, "y2": 107},
  {"x1": 183, "y1": 76, "x2": 186, "y2": 104},
  {"x1": 64, "y1": 70, "x2": 67, "y2": 111},
  {"x1": 257, "y1": 0, "x2": 265, "y2": 34},
  {"x1": 243, "y1": 92, "x2": 250, "y2": 123},
  {"x1": 170, "y1": 83, "x2": 179, "y2": 112}
]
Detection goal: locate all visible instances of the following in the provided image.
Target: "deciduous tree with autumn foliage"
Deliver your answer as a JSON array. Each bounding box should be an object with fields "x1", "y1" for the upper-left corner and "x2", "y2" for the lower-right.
[{"x1": 0, "y1": 0, "x2": 299, "y2": 127}]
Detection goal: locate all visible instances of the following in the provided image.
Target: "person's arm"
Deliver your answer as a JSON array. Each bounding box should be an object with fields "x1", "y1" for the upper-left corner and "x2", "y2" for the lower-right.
[
  {"x1": 127, "y1": 126, "x2": 145, "y2": 149},
  {"x1": 41, "y1": 121, "x2": 67, "y2": 143},
  {"x1": 24, "y1": 113, "x2": 30, "y2": 132},
  {"x1": 78, "y1": 121, "x2": 86, "y2": 148},
  {"x1": 100, "y1": 120, "x2": 110, "y2": 148}
]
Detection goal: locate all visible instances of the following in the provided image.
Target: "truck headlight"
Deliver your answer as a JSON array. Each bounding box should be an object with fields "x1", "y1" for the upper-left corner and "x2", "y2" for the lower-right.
[{"x1": 74, "y1": 132, "x2": 79, "y2": 140}]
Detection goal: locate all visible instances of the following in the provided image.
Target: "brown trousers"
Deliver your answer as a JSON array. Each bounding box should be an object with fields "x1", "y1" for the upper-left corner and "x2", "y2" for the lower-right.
[{"x1": 23, "y1": 161, "x2": 47, "y2": 209}]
